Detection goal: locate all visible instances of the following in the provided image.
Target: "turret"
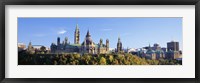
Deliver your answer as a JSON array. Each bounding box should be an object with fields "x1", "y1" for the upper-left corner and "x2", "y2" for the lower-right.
[
  {"x1": 99, "y1": 38, "x2": 103, "y2": 46},
  {"x1": 65, "y1": 37, "x2": 68, "y2": 45},
  {"x1": 27, "y1": 41, "x2": 33, "y2": 51},
  {"x1": 86, "y1": 30, "x2": 91, "y2": 37},
  {"x1": 57, "y1": 37, "x2": 60, "y2": 46},
  {"x1": 106, "y1": 39, "x2": 109, "y2": 51}
]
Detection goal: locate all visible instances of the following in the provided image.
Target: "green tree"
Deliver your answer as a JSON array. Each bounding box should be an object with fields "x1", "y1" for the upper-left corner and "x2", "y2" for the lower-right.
[{"x1": 40, "y1": 46, "x2": 46, "y2": 52}]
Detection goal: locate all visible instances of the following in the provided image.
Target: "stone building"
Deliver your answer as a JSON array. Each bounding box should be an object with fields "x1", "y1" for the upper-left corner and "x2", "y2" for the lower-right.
[
  {"x1": 167, "y1": 41, "x2": 179, "y2": 51},
  {"x1": 145, "y1": 45, "x2": 156, "y2": 60},
  {"x1": 141, "y1": 44, "x2": 165, "y2": 60},
  {"x1": 18, "y1": 43, "x2": 26, "y2": 52},
  {"x1": 50, "y1": 24, "x2": 109, "y2": 54},
  {"x1": 117, "y1": 37, "x2": 122, "y2": 52},
  {"x1": 165, "y1": 50, "x2": 182, "y2": 59}
]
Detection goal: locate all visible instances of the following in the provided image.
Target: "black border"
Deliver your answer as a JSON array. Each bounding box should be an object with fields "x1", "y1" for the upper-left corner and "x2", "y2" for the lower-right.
[{"x1": 0, "y1": 0, "x2": 199, "y2": 83}]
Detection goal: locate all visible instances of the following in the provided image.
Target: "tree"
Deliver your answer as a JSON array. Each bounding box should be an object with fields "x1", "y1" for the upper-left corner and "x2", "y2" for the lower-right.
[
  {"x1": 41, "y1": 52, "x2": 45, "y2": 54},
  {"x1": 40, "y1": 46, "x2": 46, "y2": 52},
  {"x1": 109, "y1": 55, "x2": 114, "y2": 63},
  {"x1": 73, "y1": 53, "x2": 80, "y2": 59},
  {"x1": 99, "y1": 57, "x2": 107, "y2": 65},
  {"x1": 53, "y1": 60, "x2": 57, "y2": 65},
  {"x1": 112, "y1": 59, "x2": 119, "y2": 65}
]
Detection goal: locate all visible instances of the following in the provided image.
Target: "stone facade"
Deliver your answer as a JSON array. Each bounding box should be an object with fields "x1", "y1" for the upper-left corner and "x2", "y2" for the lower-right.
[{"x1": 50, "y1": 24, "x2": 109, "y2": 54}]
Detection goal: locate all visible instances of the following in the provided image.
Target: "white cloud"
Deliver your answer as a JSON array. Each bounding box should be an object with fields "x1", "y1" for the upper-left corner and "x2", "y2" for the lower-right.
[
  {"x1": 57, "y1": 29, "x2": 66, "y2": 34},
  {"x1": 109, "y1": 48, "x2": 115, "y2": 51}
]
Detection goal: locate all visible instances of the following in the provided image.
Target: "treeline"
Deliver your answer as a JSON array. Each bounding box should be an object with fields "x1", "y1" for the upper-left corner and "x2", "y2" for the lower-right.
[{"x1": 18, "y1": 51, "x2": 182, "y2": 65}]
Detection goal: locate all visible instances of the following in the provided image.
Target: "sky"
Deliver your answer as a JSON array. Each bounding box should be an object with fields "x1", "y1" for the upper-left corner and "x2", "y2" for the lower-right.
[{"x1": 18, "y1": 18, "x2": 182, "y2": 50}]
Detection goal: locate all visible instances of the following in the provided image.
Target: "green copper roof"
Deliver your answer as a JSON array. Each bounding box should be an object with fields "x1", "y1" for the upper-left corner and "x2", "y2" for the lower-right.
[{"x1": 70, "y1": 44, "x2": 81, "y2": 47}]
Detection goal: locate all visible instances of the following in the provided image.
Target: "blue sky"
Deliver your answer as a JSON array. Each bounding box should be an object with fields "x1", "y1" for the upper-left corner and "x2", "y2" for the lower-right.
[{"x1": 18, "y1": 18, "x2": 182, "y2": 50}]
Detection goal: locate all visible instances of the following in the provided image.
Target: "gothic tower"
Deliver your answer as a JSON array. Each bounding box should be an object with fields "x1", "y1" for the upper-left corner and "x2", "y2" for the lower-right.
[
  {"x1": 27, "y1": 41, "x2": 33, "y2": 52},
  {"x1": 106, "y1": 39, "x2": 109, "y2": 51},
  {"x1": 81, "y1": 30, "x2": 95, "y2": 54},
  {"x1": 99, "y1": 38, "x2": 103, "y2": 46},
  {"x1": 57, "y1": 37, "x2": 60, "y2": 45},
  {"x1": 65, "y1": 37, "x2": 68, "y2": 45},
  {"x1": 117, "y1": 37, "x2": 122, "y2": 52},
  {"x1": 57, "y1": 37, "x2": 60, "y2": 50},
  {"x1": 74, "y1": 24, "x2": 80, "y2": 44}
]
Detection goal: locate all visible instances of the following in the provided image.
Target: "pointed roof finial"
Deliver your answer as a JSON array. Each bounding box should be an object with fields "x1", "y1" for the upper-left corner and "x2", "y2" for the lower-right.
[
  {"x1": 118, "y1": 35, "x2": 120, "y2": 41},
  {"x1": 149, "y1": 43, "x2": 151, "y2": 47},
  {"x1": 118, "y1": 33, "x2": 121, "y2": 39},
  {"x1": 87, "y1": 29, "x2": 89, "y2": 34},
  {"x1": 86, "y1": 29, "x2": 91, "y2": 37},
  {"x1": 117, "y1": 36, "x2": 121, "y2": 43},
  {"x1": 76, "y1": 24, "x2": 79, "y2": 30},
  {"x1": 106, "y1": 39, "x2": 109, "y2": 41},
  {"x1": 29, "y1": 40, "x2": 32, "y2": 45}
]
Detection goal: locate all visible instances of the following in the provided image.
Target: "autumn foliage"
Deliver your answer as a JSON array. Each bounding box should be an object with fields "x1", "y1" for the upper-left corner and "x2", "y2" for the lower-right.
[{"x1": 18, "y1": 51, "x2": 182, "y2": 65}]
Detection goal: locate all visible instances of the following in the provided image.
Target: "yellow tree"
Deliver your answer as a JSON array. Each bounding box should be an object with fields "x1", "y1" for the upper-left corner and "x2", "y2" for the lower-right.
[{"x1": 99, "y1": 57, "x2": 107, "y2": 65}]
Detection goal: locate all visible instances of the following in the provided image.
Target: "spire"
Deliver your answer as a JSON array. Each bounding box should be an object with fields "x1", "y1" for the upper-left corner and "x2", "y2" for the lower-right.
[
  {"x1": 117, "y1": 36, "x2": 122, "y2": 52},
  {"x1": 148, "y1": 43, "x2": 152, "y2": 50},
  {"x1": 118, "y1": 36, "x2": 121, "y2": 43},
  {"x1": 106, "y1": 39, "x2": 109, "y2": 42},
  {"x1": 76, "y1": 24, "x2": 79, "y2": 30},
  {"x1": 28, "y1": 41, "x2": 32, "y2": 51},
  {"x1": 86, "y1": 29, "x2": 91, "y2": 37},
  {"x1": 65, "y1": 37, "x2": 68, "y2": 44},
  {"x1": 57, "y1": 37, "x2": 60, "y2": 45},
  {"x1": 28, "y1": 41, "x2": 32, "y2": 46},
  {"x1": 100, "y1": 38, "x2": 103, "y2": 42},
  {"x1": 87, "y1": 29, "x2": 89, "y2": 35},
  {"x1": 100, "y1": 38, "x2": 103, "y2": 46},
  {"x1": 148, "y1": 43, "x2": 151, "y2": 48}
]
